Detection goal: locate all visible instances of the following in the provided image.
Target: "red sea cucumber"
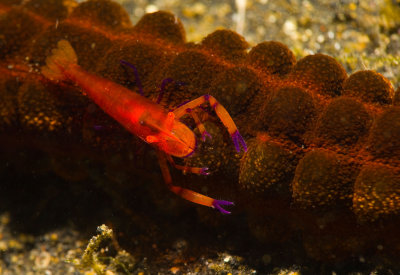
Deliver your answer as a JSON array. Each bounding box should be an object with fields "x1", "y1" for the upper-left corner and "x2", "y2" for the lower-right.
[{"x1": 1, "y1": 0, "x2": 400, "y2": 264}]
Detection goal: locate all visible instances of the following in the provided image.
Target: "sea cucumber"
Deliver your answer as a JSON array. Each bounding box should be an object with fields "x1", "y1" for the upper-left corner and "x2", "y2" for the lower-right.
[{"x1": 1, "y1": 0, "x2": 400, "y2": 264}]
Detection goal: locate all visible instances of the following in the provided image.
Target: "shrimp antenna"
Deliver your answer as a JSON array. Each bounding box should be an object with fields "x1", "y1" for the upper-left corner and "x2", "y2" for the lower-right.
[
  {"x1": 157, "y1": 78, "x2": 173, "y2": 104},
  {"x1": 157, "y1": 78, "x2": 187, "y2": 104},
  {"x1": 120, "y1": 60, "x2": 144, "y2": 96}
]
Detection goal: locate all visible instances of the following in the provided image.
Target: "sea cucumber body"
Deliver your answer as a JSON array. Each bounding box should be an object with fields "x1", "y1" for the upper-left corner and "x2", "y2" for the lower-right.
[{"x1": 1, "y1": 0, "x2": 400, "y2": 263}]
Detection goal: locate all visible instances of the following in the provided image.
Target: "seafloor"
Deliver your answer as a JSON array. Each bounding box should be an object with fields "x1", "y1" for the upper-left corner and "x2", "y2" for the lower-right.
[
  {"x1": 0, "y1": 0, "x2": 400, "y2": 274},
  {"x1": 116, "y1": 0, "x2": 400, "y2": 87}
]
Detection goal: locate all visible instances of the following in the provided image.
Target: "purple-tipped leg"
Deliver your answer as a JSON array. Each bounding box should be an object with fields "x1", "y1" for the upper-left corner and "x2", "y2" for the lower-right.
[
  {"x1": 231, "y1": 130, "x2": 248, "y2": 153},
  {"x1": 201, "y1": 130, "x2": 212, "y2": 141},
  {"x1": 212, "y1": 200, "x2": 234, "y2": 214},
  {"x1": 200, "y1": 167, "x2": 210, "y2": 176}
]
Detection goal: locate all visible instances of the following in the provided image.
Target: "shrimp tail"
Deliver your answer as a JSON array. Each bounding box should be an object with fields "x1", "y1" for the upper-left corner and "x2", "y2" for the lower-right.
[{"x1": 41, "y1": 40, "x2": 77, "y2": 81}]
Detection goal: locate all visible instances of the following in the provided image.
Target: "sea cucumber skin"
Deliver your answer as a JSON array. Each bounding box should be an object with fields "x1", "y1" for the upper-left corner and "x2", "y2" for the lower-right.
[{"x1": 1, "y1": 0, "x2": 400, "y2": 263}]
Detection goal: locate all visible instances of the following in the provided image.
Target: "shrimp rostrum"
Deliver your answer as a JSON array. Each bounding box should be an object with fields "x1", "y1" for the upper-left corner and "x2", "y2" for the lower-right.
[{"x1": 41, "y1": 40, "x2": 247, "y2": 214}]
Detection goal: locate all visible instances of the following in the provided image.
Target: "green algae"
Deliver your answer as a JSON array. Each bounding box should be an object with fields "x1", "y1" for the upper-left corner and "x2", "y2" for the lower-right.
[{"x1": 71, "y1": 224, "x2": 136, "y2": 275}]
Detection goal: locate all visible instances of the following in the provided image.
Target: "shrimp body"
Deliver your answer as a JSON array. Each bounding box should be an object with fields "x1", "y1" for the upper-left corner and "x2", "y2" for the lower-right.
[
  {"x1": 61, "y1": 63, "x2": 196, "y2": 158},
  {"x1": 42, "y1": 40, "x2": 247, "y2": 214}
]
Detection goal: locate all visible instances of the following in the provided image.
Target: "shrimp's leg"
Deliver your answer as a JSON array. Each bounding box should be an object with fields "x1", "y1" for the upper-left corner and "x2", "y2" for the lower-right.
[
  {"x1": 186, "y1": 109, "x2": 212, "y2": 141},
  {"x1": 157, "y1": 151, "x2": 233, "y2": 214},
  {"x1": 173, "y1": 95, "x2": 247, "y2": 152},
  {"x1": 165, "y1": 154, "x2": 209, "y2": 175}
]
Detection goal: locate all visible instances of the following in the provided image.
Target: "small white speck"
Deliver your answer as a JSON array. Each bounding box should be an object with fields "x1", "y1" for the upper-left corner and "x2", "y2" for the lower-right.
[
  {"x1": 7, "y1": 64, "x2": 13, "y2": 69},
  {"x1": 145, "y1": 4, "x2": 158, "y2": 13},
  {"x1": 305, "y1": 49, "x2": 315, "y2": 55},
  {"x1": 223, "y1": 255, "x2": 232, "y2": 262},
  {"x1": 283, "y1": 20, "x2": 297, "y2": 37},
  {"x1": 305, "y1": 29, "x2": 313, "y2": 37}
]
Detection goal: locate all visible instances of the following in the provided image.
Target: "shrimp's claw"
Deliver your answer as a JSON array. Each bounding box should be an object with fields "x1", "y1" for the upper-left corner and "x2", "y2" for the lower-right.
[
  {"x1": 212, "y1": 199, "x2": 234, "y2": 214},
  {"x1": 231, "y1": 130, "x2": 247, "y2": 153}
]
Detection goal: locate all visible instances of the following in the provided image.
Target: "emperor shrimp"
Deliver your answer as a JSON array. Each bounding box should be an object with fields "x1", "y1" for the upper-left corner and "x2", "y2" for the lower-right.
[{"x1": 41, "y1": 40, "x2": 247, "y2": 214}]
